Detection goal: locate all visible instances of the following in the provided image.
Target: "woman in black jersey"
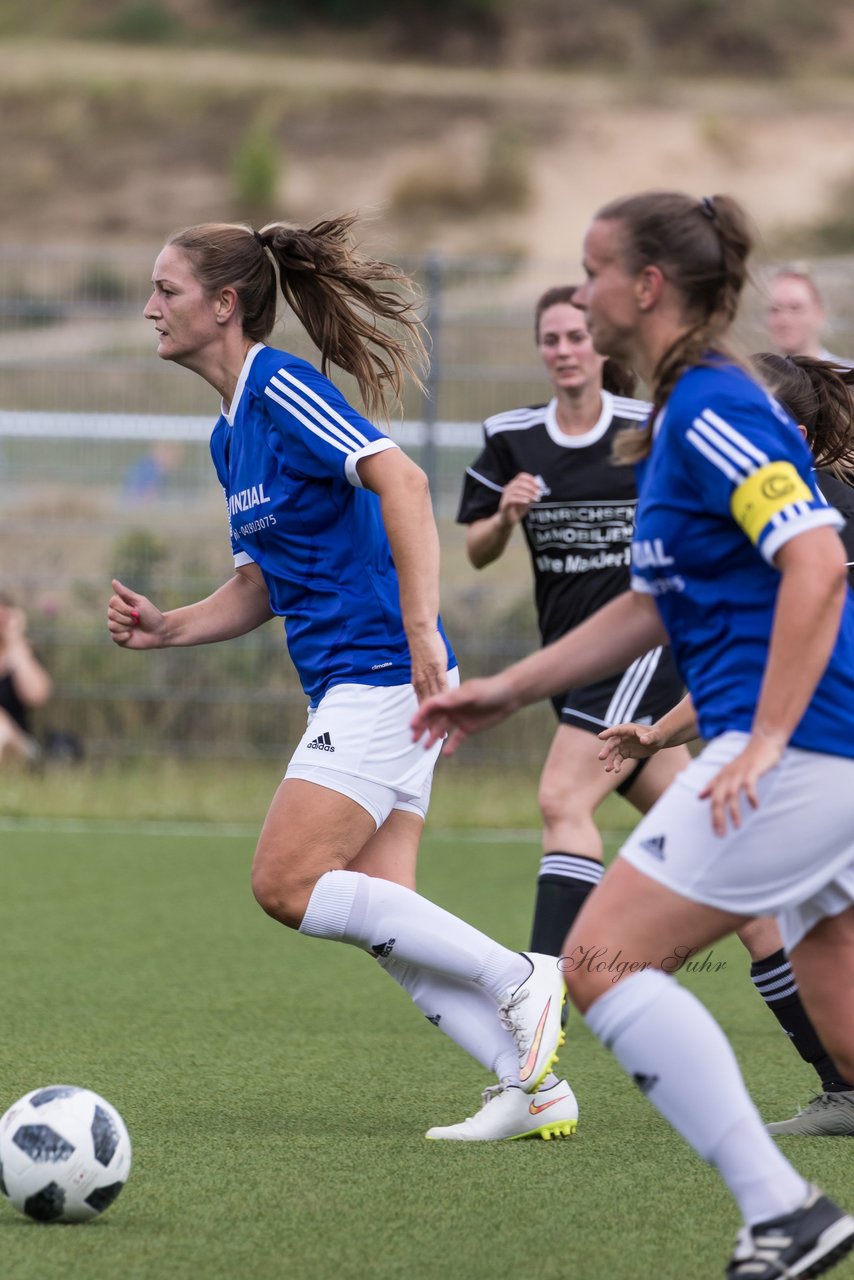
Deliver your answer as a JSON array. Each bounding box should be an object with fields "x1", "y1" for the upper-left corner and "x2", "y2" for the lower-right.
[
  {"x1": 423, "y1": 289, "x2": 692, "y2": 1142},
  {"x1": 457, "y1": 287, "x2": 690, "y2": 957}
]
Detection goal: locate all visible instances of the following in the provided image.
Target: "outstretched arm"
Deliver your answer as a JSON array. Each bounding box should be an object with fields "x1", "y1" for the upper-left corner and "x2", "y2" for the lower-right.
[
  {"x1": 107, "y1": 562, "x2": 274, "y2": 650},
  {"x1": 412, "y1": 590, "x2": 667, "y2": 754}
]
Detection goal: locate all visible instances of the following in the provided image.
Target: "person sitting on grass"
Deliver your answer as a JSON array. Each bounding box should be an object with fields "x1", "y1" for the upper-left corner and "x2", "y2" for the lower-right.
[{"x1": 0, "y1": 591, "x2": 52, "y2": 765}]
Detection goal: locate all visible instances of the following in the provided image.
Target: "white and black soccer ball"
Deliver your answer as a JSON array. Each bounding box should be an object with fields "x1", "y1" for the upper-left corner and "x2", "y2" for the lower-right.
[{"x1": 0, "y1": 1085, "x2": 132, "y2": 1223}]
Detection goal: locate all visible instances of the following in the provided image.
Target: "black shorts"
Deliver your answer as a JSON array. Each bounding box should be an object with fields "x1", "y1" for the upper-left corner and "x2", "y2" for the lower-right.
[
  {"x1": 550, "y1": 645, "x2": 683, "y2": 734},
  {"x1": 550, "y1": 646, "x2": 684, "y2": 797}
]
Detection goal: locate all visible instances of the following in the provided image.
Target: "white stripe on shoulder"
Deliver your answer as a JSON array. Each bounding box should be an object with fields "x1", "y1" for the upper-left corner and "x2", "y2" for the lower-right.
[
  {"x1": 699, "y1": 408, "x2": 769, "y2": 467},
  {"x1": 685, "y1": 424, "x2": 747, "y2": 484},
  {"x1": 465, "y1": 466, "x2": 504, "y2": 494},
  {"x1": 267, "y1": 369, "x2": 372, "y2": 451},
  {"x1": 278, "y1": 369, "x2": 372, "y2": 446},
  {"x1": 265, "y1": 384, "x2": 351, "y2": 455},
  {"x1": 687, "y1": 405, "x2": 772, "y2": 481},
  {"x1": 484, "y1": 406, "x2": 546, "y2": 437},
  {"x1": 611, "y1": 396, "x2": 652, "y2": 419}
]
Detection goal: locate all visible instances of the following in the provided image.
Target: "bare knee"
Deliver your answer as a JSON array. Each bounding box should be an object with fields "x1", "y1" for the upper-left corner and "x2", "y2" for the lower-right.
[
  {"x1": 737, "y1": 916, "x2": 783, "y2": 963},
  {"x1": 538, "y1": 774, "x2": 589, "y2": 833},
  {"x1": 250, "y1": 853, "x2": 314, "y2": 930},
  {"x1": 561, "y1": 957, "x2": 608, "y2": 1016},
  {"x1": 560, "y1": 927, "x2": 613, "y2": 1014}
]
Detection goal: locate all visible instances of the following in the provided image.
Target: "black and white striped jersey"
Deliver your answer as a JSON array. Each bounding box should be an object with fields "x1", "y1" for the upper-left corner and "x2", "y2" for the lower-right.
[{"x1": 456, "y1": 391, "x2": 650, "y2": 646}]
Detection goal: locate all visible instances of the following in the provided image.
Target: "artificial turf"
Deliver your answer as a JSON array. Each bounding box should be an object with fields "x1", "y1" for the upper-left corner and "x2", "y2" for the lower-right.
[{"x1": 0, "y1": 821, "x2": 851, "y2": 1280}]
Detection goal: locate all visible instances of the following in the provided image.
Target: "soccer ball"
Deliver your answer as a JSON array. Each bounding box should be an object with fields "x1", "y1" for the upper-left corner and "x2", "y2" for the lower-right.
[{"x1": 0, "y1": 1085, "x2": 132, "y2": 1223}]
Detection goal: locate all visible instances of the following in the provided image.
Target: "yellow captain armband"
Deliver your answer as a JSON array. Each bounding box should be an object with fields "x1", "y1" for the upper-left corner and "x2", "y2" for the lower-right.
[{"x1": 730, "y1": 462, "x2": 813, "y2": 545}]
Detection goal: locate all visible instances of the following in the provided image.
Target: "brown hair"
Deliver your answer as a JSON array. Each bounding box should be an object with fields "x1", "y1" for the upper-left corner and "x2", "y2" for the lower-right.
[
  {"x1": 595, "y1": 192, "x2": 754, "y2": 463},
  {"x1": 168, "y1": 213, "x2": 426, "y2": 417},
  {"x1": 534, "y1": 284, "x2": 637, "y2": 399},
  {"x1": 752, "y1": 353, "x2": 854, "y2": 482}
]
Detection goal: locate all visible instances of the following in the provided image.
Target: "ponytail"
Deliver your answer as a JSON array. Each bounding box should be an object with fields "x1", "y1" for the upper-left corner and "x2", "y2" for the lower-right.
[
  {"x1": 169, "y1": 214, "x2": 427, "y2": 417},
  {"x1": 599, "y1": 191, "x2": 754, "y2": 464}
]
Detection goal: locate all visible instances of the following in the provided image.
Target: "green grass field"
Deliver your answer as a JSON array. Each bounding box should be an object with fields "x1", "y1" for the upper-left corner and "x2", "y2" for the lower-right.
[{"x1": 1, "y1": 807, "x2": 853, "y2": 1280}]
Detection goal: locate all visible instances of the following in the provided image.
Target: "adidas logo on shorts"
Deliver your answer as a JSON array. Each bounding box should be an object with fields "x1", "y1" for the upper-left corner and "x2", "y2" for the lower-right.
[
  {"x1": 307, "y1": 731, "x2": 335, "y2": 752},
  {"x1": 639, "y1": 834, "x2": 666, "y2": 859},
  {"x1": 632, "y1": 1072, "x2": 659, "y2": 1095}
]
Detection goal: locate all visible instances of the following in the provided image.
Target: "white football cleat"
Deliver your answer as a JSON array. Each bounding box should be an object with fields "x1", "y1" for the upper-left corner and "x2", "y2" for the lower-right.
[
  {"x1": 426, "y1": 1079, "x2": 578, "y2": 1142},
  {"x1": 498, "y1": 952, "x2": 566, "y2": 1092}
]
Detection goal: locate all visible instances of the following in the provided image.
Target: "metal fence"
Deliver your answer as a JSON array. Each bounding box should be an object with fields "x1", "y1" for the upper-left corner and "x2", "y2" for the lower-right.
[{"x1": 4, "y1": 245, "x2": 854, "y2": 762}]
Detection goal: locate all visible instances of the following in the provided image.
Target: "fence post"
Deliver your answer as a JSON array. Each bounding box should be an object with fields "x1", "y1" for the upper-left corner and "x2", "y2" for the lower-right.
[{"x1": 421, "y1": 250, "x2": 442, "y2": 499}]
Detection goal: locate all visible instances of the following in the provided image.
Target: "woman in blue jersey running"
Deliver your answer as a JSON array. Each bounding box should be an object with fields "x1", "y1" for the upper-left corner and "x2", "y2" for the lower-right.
[
  {"x1": 413, "y1": 192, "x2": 854, "y2": 1278},
  {"x1": 106, "y1": 215, "x2": 566, "y2": 1117},
  {"x1": 596, "y1": 351, "x2": 854, "y2": 1139}
]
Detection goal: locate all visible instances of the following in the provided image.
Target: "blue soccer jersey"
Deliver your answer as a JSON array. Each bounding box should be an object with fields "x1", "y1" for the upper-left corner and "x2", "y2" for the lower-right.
[
  {"x1": 630, "y1": 361, "x2": 854, "y2": 755},
  {"x1": 209, "y1": 343, "x2": 455, "y2": 703}
]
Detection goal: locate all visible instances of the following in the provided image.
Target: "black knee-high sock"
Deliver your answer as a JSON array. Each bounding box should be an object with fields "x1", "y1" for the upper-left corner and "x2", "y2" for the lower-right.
[
  {"x1": 530, "y1": 852, "x2": 604, "y2": 956},
  {"x1": 750, "y1": 948, "x2": 852, "y2": 1092}
]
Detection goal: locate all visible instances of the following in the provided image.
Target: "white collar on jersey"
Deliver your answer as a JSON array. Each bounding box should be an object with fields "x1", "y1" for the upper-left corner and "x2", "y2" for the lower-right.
[
  {"x1": 222, "y1": 342, "x2": 266, "y2": 425},
  {"x1": 544, "y1": 390, "x2": 614, "y2": 448}
]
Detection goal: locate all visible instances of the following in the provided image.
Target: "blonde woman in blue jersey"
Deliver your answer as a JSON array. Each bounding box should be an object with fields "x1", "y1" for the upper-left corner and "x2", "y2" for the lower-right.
[
  {"x1": 596, "y1": 352, "x2": 854, "y2": 1140},
  {"x1": 414, "y1": 192, "x2": 854, "y2": 1278},
  {"x1": 107, "y1": 215, "x2": 566, "y2": 1117}
]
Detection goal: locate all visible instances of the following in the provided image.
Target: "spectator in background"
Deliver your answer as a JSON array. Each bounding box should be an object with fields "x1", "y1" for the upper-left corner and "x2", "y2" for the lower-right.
[
  {"x1": 0, "y1": 591, "x2": 52, "y2": 763},
  {"x1": 766, "y1": 266, "x2": 852, "y2": 365},
  {"x1": 122, "y1": 441, "x2": 186, "y2": 505}
]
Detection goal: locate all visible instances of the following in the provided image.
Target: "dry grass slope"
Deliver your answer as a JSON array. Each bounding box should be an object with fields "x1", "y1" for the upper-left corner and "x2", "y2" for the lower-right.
[{"x1": 2, "y1": 39, "x2": 854, "y2": 260}]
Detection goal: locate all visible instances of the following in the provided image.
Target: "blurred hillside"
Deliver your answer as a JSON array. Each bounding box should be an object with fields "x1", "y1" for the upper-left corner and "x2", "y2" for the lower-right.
[
  {"x1": 2, "y1": 34, "x2": 853, "y2": 265},
  {"x1": 4, "y1": 0, "x2": 854, "y2": 74},
  {"x1": 2, "y1": 3, "x2": 854, "y2": 765},
  {"x1": 2, "y1": 0, "x2": 854, "y2": 261}
]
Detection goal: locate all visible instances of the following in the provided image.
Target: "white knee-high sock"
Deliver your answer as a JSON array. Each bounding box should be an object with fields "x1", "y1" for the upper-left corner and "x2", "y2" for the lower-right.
[
  {"x1": 584, "y1": 969, "x2": 808, "y2": 1226},
  {"x1": 299, "y1": 869, "x2": 529, "y2": 1000},
  {"x1": 380, "y1": 957, "x2": 521, "y2": 1085}
]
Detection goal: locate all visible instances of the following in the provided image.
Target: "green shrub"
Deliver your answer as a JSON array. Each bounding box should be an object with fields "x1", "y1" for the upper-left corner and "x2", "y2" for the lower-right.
[
  {"x1": 390, "y1": 125, "x2": 530, "y2": 221},
  {"x1": 231, "y1": 121, "x2": 280, "y2": 219},
  {"x1": 100, "y1": 1, "x2": 181, "y2": 43}
]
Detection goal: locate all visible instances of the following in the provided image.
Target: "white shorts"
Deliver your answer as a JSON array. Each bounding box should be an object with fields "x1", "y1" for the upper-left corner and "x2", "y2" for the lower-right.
[
  {"x1": 284, "y1": 668, "x2": 460, "y2": 828},
  {"x1": 621, "y1": 731, "x2": 854, "y2": 951}
]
